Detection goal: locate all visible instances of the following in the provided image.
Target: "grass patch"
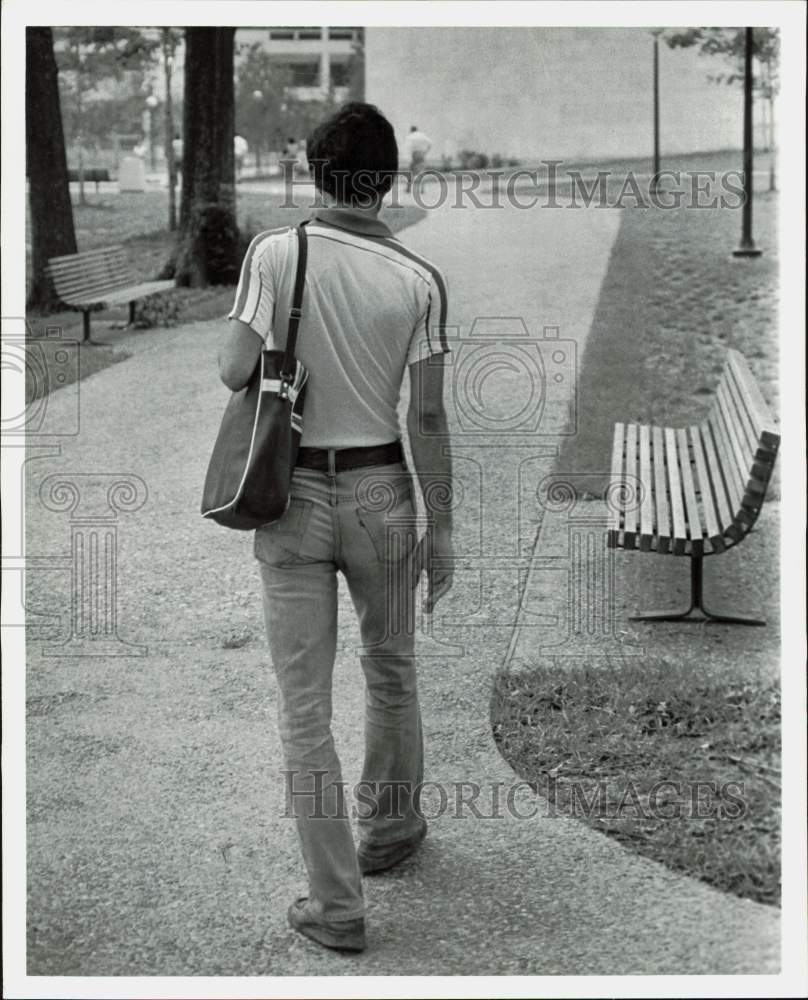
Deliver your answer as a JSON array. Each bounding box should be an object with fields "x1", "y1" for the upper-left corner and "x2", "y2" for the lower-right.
[
  {"x1": 556, "y1": 191, "x2": 778, "y2": 495},
  {"x1": 502, "y1": 183, "x2": 782, "y2": 907},
  {"x1": 492, "y1": 659, "x2": 781, "y2": 906}
]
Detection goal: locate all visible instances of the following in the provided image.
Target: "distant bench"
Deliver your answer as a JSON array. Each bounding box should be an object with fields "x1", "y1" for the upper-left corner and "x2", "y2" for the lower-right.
[
  {"x1": 66, "y1": 168, "x2": 111, "y2": 192},
  {"x1": 607, "y1": 348, "x2": 779, "y2": 625},
  {"x1": 46, "y1": 246, "x2": 175, "y2": 343}
]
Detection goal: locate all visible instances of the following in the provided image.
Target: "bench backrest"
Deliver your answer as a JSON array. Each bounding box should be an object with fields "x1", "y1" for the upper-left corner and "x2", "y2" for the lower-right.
[
  {"x1": 703, "y1": 349, "x2": 780, "y2": 530},
  {"x1": 46, "y1": 247, "x2": 130, "y2": 304}
]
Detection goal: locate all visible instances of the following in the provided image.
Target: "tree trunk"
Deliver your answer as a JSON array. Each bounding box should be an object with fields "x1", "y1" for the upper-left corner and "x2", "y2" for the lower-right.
[
  {"x1": 26, "y1": 27, "x2": 78, "y2": 309},
  {"x1": 74, "y1": 39, "x2": 87, "y2": 206},
  {"x1": 768, "y1": 95, "x2": 777, "y2": 192},
  {"x1": 169, "y1": 27, "x2": 239, "y2": 287},
  {"x1": 162, "y1": 30, "x2": 177, "y2": 231}
]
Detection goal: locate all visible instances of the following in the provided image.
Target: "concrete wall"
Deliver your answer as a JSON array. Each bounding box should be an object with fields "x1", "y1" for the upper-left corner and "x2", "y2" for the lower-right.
[{"x1": 366, "y1": 27, "x2": 753, "y2": 163}]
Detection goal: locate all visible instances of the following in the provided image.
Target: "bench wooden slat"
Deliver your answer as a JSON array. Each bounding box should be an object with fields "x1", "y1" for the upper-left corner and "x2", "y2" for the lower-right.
[
  {"x1": 48, "y1": 259, "x2": 128, "y2": 282},
  {"x1": 49, "y1": 254, "x2": 127, "y2": 273},
  {"x1": 638, "y1": 423, "x2": 654, "y2": 551},
  {"x1": 726, "y1": 349, "x2": 779, "y2": 450},
  {"x1": 623, "y1": 423, "x2": 638, "y2": 548},
  {"x1": 103, "y1": 279, "x2": 175, "y2": 304},
  {"x1": 607, "y1": 422, "x2": 625, "y2": 547},
  {"x1": 676, "y1": 427, "x2": 703, "y2": 556},
  {"x1": 714, "y1": 382, "x2": 749, "y2": 491},
  {"x1": 700, "y1": 420, "x2": 740, "y2": 541},
  {"x1": 689, "y1": 425, "x2": 724, "y2": 551},
  {"x1": 720, "y1": 372, "x2": 756, "y2": 473},
  {"x1": 723, "y1": 358, "x2": 759, "y2": 461},
  {"x1": 51, "y1": 275, "x2": 131, "y2": 298},
  {"x1": 47, "y1": 246, "x2": 125, "y2": 265},
  {"x1": 48, "y1": 255, "x2": 127, "y2": 274},
  {"x1": 664, "y1": 428, "x2": 688, "y2": 555},
  {"x1": 49, "y1": 262, "x2": 127, "y2": 282},
  {"x1": 652, "y1": 425, "x2": 671, "y2": 554},
  {"x1": 708, "y1": 403, "x2": 743, "y2": 514},
  {"x1": 50, "y1": 275, "x2": 130, "y2": 295}
]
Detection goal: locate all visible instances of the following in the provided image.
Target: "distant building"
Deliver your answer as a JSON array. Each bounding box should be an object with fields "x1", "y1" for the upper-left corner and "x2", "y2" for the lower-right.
[{"x1": 235, "y1": 26, "x2": 363, "y2": 103}]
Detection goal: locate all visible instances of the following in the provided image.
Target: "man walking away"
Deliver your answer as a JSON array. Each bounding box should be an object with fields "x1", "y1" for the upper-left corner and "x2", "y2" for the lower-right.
[
  {"x1": 218, "y1": 103, "x2": 454, "y2": 953},
  {"x1": 403, "y1": 124, "x2": 432, "y2": 192}
]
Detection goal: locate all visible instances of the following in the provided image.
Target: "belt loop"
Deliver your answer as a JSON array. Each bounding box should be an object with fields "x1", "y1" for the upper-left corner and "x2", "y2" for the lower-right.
[{"x1": 327, "y1": 448, "x2": 337, "y2": 507}]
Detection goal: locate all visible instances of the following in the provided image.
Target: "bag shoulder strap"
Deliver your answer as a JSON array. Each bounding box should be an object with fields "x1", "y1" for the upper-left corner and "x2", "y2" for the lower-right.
[{"x1": 280, "y1": 221, "x2": 309, "y2": 377}]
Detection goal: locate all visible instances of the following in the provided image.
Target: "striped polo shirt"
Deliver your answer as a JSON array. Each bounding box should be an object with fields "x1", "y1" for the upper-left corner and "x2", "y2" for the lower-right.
[{"x1": 228, "y1": 207, "x2": 449, "y2": 448}]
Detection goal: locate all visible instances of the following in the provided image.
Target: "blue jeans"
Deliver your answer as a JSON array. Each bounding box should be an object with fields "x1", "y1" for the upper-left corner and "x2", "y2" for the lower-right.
[{"x1": 255, "y1": 459, "x2": 424, "y2": 922}]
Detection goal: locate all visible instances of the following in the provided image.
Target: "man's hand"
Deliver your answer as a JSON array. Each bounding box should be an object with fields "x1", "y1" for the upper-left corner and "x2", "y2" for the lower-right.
[
  {"x1": 425, "y1": 525, "x2": 454, "y2": 614},
  {"x1": 412, "y1": 525, "x2": 454, "y2": 614}
]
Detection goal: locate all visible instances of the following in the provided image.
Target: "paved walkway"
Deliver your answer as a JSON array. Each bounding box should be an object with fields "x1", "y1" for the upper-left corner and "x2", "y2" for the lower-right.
[{"x1": 23, "y1": 197, "x2": 779, "y2": 975}]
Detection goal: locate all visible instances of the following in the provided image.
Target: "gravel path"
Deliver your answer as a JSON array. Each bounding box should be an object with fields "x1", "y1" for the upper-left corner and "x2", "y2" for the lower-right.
[{"x1": 23, "y1": 197, "x2": 779, "y2": 976}]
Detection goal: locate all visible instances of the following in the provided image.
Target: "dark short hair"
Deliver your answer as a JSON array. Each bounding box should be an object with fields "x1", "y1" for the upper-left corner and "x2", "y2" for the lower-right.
[{"x1": 306, "y1": 102, "x2": 398, "y2": 206}]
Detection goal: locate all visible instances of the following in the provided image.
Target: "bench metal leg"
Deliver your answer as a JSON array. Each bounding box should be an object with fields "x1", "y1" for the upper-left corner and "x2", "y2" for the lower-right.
[
  {"x1": 631, "y1": 557, "x2": 766, "y2": 626},
  {"x1": 128, "y1": 301, "x2": 136, "y2": 326},
  {"x1": 82, "y1": 311, "x2": 92, "y2": 344}
]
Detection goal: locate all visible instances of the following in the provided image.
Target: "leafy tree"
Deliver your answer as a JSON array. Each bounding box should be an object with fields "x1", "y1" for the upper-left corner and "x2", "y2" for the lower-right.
[
  {"x1": 235, "y1": 42, "x2": 294, "y2": 170},
  {"x1": 26, "y1": 27, "x2": 77, "y2": 308},
  {"x1": 665, "y1": 27, "x2": 779, "y2": 189},
  {"x1": 54, "y1": 27, "x2": 159, "y2": 203}
]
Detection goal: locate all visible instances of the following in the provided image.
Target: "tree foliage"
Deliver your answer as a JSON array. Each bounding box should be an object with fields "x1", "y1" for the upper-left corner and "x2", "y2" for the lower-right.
[
  {"x1": 54, "y1": 27, "x2": 160, "y2": 135},
  {"x1": 664, "y1": 27, "x2": 779, "y2": 99},
  {"x1": 235, "y1": 42, "x2": 293, "y2": 157}
]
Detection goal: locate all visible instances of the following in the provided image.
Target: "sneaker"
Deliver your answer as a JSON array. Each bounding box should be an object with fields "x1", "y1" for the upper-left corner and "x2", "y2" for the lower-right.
[
  {"x1": 287, "y1": 897, "x2": 366, "y2": 953},
  {"x1": 357, "y1": 820, "x2": 428, "y2": 876}
]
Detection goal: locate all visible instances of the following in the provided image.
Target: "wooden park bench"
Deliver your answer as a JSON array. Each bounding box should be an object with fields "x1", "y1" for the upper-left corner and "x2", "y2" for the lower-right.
[
  {"x1": 46, "y1": 247, "x2": 175, "y2": 343},
  {"x1": 66, "y1": 167, "x2": 111, "y2": 193},
  {"x1": 607, "y1": 349, "x2": 779, "y2": 625}
]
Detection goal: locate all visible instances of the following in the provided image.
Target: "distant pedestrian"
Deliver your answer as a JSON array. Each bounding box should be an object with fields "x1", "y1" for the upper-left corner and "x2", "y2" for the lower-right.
[
  {"x1": 172, "y1": 132, "x2": 183, "y2": 176},
  {"x1": 283, "y1": 136, "x2": 305, "y2": 175},
  {"x1": 234, "y1": 134, "x2": 248, "y2": 180},
  {"x1": 403, "y1": 125, "x2": 432, "y2": 192}
]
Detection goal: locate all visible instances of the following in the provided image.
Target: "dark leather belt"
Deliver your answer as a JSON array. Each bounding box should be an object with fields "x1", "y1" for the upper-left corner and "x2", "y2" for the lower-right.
[{"x1": 296, "y1": 440, "x2": 403, "y2": 473}]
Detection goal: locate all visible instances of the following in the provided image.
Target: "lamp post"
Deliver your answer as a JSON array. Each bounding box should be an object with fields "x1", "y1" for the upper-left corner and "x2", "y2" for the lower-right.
[
  {"x1": 732, "y1": 27, "x2": 762, "y2": 257},
  {"x1": 252, "y1": 89, "x2": 263, "y2": 172},
  {"x1": 650, "y1": 28, "x2": 663, "y2": 192},
  {"x1": 145, "y1": 94, "x2": 159, "y2": 173}
]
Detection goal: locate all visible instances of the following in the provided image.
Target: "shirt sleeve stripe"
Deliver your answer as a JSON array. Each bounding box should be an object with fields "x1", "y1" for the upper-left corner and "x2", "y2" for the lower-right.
[
  {"x1": 230, "y1": 234, "x2": 263, "y2": 320},
  {"x1": 376, "y1": 238, "x2": 448, "y2": 348},
  {"x1": 229, "y1": 227, "x2": 291, "y2": 323}
]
